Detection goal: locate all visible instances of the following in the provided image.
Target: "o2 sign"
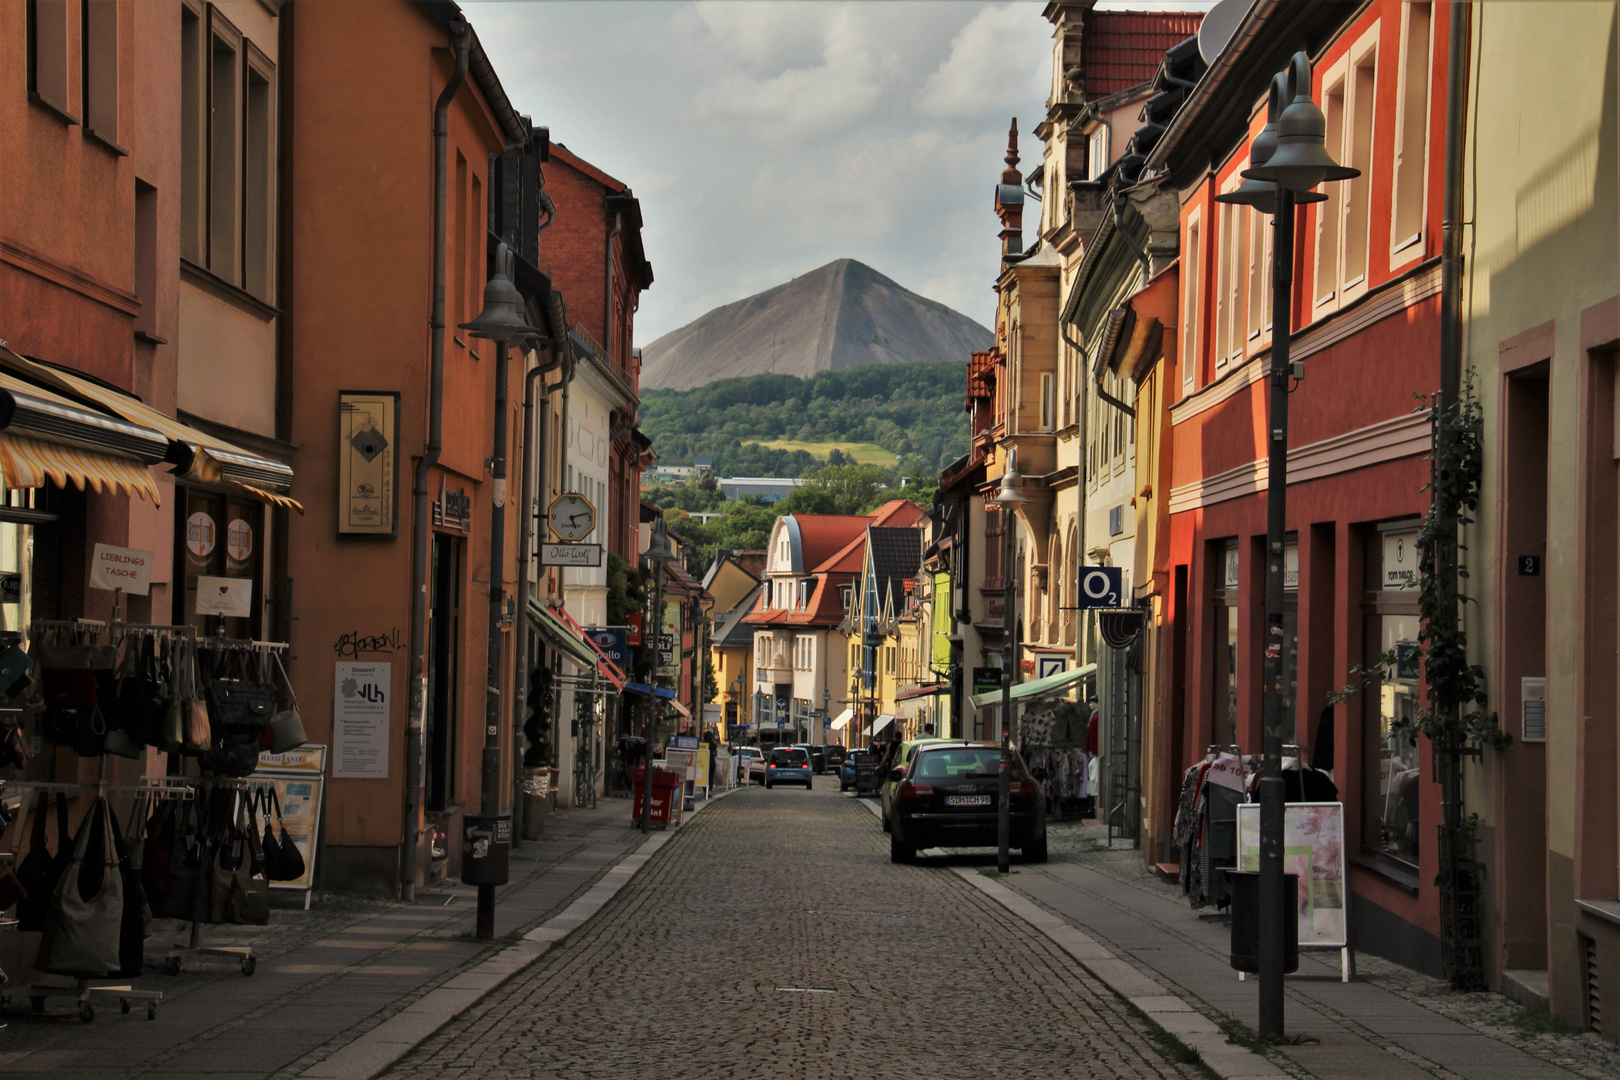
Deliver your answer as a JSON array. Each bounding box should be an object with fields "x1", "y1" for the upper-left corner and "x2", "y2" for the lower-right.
[{"x1": 1077, "y1": 567, "x2": 1124, "y2": 610}]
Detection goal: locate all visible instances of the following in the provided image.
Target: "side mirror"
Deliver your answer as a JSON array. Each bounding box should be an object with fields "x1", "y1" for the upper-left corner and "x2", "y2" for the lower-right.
[{"x1": 888, "y1": 766, "x2": 906, "y2": 782}]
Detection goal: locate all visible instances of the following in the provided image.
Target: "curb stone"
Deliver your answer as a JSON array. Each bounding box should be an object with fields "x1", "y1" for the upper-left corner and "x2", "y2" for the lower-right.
[
  {"x1": 294, "y1": 785, "x2": 740, "y2": 1080},
  {"x1": 853, "y1": 794, "x2": 1281, "y2": 1080}
]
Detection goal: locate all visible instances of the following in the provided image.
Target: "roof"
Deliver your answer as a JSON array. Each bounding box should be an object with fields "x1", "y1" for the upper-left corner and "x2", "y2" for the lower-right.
[
  {"x1": 810, "y1": 500, "x2": 925, "y2": 575},
  {"x1": 1082, "y1": 11, "x2": 1204, "y2": 98},
  {"x1": 792, "y1": 514, "x2": 872, "y2": 571},
  {"x1": 419, "y1": 2, "x2": 528, "y2": 144},
  {"x1": 867, "y1": 526, "x2": 922, "y2": 612},
  {"x1": 967, "y1": 349, "x2": 998, "y2": 405},
  {"x1": 715, "y1": 582, "x2": 764, "y2": 648}
]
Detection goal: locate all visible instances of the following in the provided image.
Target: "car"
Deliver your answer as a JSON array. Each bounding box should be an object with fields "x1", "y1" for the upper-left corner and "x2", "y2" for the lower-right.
[
  {"x1": 887, "y1": 742, "x2": 1047, "y2": 864},
  {"x1": 878, "y1": 737, "x2": 950, "y2": 830},
  {"x1": 738, "y1": 747, "x2": 767, "y2": 785},
  {"x1": 765, "y1": 746, "x2": 812, "y2": 789},
  {"x1": 788, "y1": 744, "x2": 826, "y2": 775},
  {"x1": 822, "y1": 745, "x2": 847, "y2": 774},
  {"x1": 839, "y1": 753, "x2": 858, "y2": 791}
]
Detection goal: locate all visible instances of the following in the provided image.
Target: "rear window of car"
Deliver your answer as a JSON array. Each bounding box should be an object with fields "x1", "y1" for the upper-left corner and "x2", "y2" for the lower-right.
[
  {"x1": 911, "y1": 748, "x2": 1003, "y2": 780},
  {"x1": 770, "y1": 748, "x2": 808, "y2": 765}
]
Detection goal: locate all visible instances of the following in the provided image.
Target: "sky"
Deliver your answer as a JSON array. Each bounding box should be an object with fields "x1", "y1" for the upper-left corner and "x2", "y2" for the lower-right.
[{"x1": 463, "y1": 1, "x2": 1211, "y2": 344}]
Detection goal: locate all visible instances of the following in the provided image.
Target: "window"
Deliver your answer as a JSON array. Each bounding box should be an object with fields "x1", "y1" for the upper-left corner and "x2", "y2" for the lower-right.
[
  {"x1": 1341, "y1": 46, "x2": 1377, "y2": 291},
  {"x1": 1314, "y1": 70, "x2": 1346, "y2": 307},
  {"x1": 1211, "y1": 541, "x2": 1240, "y2": 748},
  {"x1": 1391, "y1": 3, "x2": 1432, "y2": 263},
  {"x1": 180, "y1": 3, "x2": 204, "y2": 261},
  {"x1": 243, "y1": 48, "x2": 274, "y2": 299},
  {"x1": 134, "y1": 180, "x2": 158, "y2": 337},
  {"x1": 1087, "y1": 124, "x2": 1110, "y2": 180},
  {"x1": 83, "y1": 0, "x2": 118, "y2": 145},
  {"x1": 28, "y1": 0, "x2": 73, "y2": 118},
  {"x1": 455, "y1": 152, "x2": 468, "y2": 329},
  {"x1": 1039, "y1": 373, "x2": 1055, "y2": 431},
  {"x1": 176, "y1": 489, "x2": 265, "y2": 639},
  {"x1": 1246, "y1": 200, "x2": 1272, "y2": 344},
  {"x1": 1315, "y1": 29, "x2": 1379, "y2": 316},
  {"x1": 1181, "y1": 209, "x2": 1203, "y2": 395},
  {"x1": 1362, "y1": 525, "x2": 1422, "y2": 869},
  {"x1": 209, "y1": 16, "x2": 242, "y2": 284},
  {"x1": 1214, "y1": 169, "x2": 1249, "y2": 371}
]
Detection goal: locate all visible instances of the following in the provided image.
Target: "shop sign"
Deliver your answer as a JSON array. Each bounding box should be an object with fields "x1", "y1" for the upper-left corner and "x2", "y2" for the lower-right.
[
  {"x1": 1076, "y1": 566, "x2": 1124, "y2": 609},
  {"x1": 433, "y1": 476, "x2": 472, "y2": 533},
  {"x1": 1382, "y1": 530, "x2": 1420, "y2": 591},
  {"x1": 540, "y1": 542, "x2": 602, "y2": 567},
  {"x1": 972, "y1": 666, "x2": 1001, "y2": 696},
  {"x1": 1284, "y1": 542, "x2": 1299, "y2": 591},
  {"x1": 586, "y1": 628, "x2": 630, "y2": 666},
  {"x1": 90, "y1": 543, "x2": 153, "y2": 596},
  {"x1": 333, "y1": 661, "x2": 391, "y2": 779},
  {"x1": 186, "y1": 511, "x2": 216, "y2": 558},
  {"x1": 226, "y1": 518, "x2": 254, "y2": 563},
  {"x1": 1037, "y1": 656, "x2": 1067, "y2": 680},
  {"x1": 0, "y1": 574, "x2": 20, "y2": 603},
  {"x1": 196, "y1": 575, "x2": 253, "y2": 617},
  {"x1": 338, "y1": 391, "x2": 399, "y2": 536}
]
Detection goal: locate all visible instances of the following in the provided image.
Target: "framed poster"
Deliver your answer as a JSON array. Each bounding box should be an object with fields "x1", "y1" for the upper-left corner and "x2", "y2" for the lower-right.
[
  {"x1": 333, "y1": 661, "x2": 392, "y2": 778},
  {"x1": 338, "y1": 391, "x2": 399, "y2": 536},
  {"x1": 1236, "y1": 801, "x2": 1347, "y2": 948},
  {"x1": 255, "y1": 744, "x2": 328, "y2": 901}
]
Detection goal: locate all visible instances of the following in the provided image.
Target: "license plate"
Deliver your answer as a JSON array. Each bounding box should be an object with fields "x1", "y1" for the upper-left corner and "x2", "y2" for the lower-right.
[{"x1": 945, "y1": 795, "x2": 991, "y2": 806}]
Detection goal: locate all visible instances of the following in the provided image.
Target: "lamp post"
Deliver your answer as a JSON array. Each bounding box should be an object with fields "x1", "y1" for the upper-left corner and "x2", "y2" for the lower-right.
[
  {"x1": 1216, "y1": 51, "x2": 1358, "y2": 1039},
  {"x1": 993, "y1": 448, "x2": 1024, "y2": 875},
  {"x1": 459, "y1": 243, "x2": 541, "y2": 941},
  {"x1": 640, "y1": 516, "x2": 674, "y2": 834}
]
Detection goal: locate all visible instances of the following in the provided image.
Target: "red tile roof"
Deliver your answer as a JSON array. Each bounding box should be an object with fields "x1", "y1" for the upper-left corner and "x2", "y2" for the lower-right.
[
  {"x1": 794, "y1": 514, "x2": 871, "y2": 571},
  {"x1": 744, "y1": 502, "x2": 926, "y2": 627},
  {"x1": 1083, "y1": 12, "x2": 1203, "y2": 98},
  {"x1": 731, "y1": 551, "x2": 767, "y2": 578},
  {"x1": 967, "y1": 349, "x2": 998, "y2": 404}
]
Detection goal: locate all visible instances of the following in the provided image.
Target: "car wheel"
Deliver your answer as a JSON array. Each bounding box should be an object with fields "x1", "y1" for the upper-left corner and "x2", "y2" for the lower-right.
[
  {"x1": 765, "y1": 779, "x2": 773, "y2": 789},
  {"x1": 889, "y1": 832, "x2": 916, "y2": 864},
  {"x1": 881, "y1": 811, "x2": 891, "y2": 833},
  {"x1": 1023, "y1": 834, "x2": 1049, "y2": 864}
]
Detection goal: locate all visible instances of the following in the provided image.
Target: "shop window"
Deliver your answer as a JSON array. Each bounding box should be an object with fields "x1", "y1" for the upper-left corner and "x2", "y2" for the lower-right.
[
  {"x1": 28, "y1": 0, "x2": 74, "y2": 119},
  {"x1": 1361, "y1": 523, "x2": 1423, "y2": 870},
  {"x1": 82, "y1": 0, "x2": 118, "y2": 146},
  {"x1": 1391, "y1": 3, "x2": 1432, "y2": 264},
  {"x1": 176, "y1": 489, "x2": 264, "y2": 639},
  {"x1": 1181, "y1": 209, "x2": 1203, "y2": 396}
]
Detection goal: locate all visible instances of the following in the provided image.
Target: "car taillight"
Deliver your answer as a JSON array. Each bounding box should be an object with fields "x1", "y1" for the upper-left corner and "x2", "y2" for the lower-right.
[
  {"x1": 1011, "y1": 780, "x2": 1036, "y2": 797},
  {"x1": 897, "y1": 782, "x2": 934, "y2": 799}
]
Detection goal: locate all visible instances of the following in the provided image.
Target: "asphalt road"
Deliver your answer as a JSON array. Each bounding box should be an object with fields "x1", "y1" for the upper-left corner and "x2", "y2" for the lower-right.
[{"x1": 383, "y1": 779, "x2": 1208, "y2": 1080}]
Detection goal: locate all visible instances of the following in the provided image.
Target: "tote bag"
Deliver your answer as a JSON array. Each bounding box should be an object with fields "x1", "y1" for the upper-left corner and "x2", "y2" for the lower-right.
[{"x1": 36, "y1": 795, "x2": 123, "y2": 977}]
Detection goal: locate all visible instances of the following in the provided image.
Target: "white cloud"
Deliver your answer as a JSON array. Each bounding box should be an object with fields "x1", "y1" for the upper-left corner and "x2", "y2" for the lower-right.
[{"x1": 917, "y1": 4, "x2": 1052, "y2": 119}]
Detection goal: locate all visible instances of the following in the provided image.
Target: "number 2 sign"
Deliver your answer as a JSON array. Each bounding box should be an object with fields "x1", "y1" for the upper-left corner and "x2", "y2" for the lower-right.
[{"x1": 1076, "y1": 567, "x2": 1124, "y2": 610}]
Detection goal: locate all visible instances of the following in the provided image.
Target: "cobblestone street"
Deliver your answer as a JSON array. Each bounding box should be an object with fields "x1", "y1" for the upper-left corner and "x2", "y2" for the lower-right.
[{"x1": 386, "y1": 783, "x2": 1206, "y2": 1080}]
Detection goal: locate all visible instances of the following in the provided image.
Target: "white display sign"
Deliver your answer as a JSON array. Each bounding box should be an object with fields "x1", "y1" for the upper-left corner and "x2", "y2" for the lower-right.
[
  {"x1": 540, "y1": 542, "x2": 603, "y2": 567},
  {"x1": 90, "y1": 543, "x2": 153, "y2": 596},
  {"x1": 1382, "y1": 530, "x2": 1420, "y2": 591},
  {"x1": 1521, "y1": 676, "x2": 1547, "y2": 743},
  {"x1": 195, "y1": 575, "x2": 253, "y2": 617},
  {"x1": 333, "y1": 661, "x2": 391, "y2": 778}
]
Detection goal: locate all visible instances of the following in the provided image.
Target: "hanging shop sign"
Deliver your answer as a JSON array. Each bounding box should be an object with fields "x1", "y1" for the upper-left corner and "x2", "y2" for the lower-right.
[
  {"x1": 1076, "y1": 566, "x2": 1124, "y2": 609},
  {"x1": 972, "y1": 666, "x2": 1001, "y2": 697},
  {"x1": 540, "y1": 542, "x2": 602, "y2": 567},
  {"x1": 196, "y1": 575, "x2": 253, "y2": 618},
  {"x1": 89, "y1": 543, "x2": 153, "y2": 596},
  {"x1": 333, "y1": 661, "x2": 391, "y2": 778},
  {"x1": 586, "y1": 628, "x2": 630, "y2": 666},
  {"x1": 186, "y1": 511, "x2": 216, "y2": 557},
  {"x1": 226, "y1": 518, "x2": 254, "y2": 563},
  {"x1": 1382, "y1": 530, "x2": 1420, "y2": 591},
  {"x1": 337, "y1": 391, "x2": 399, "y2": 536},
  {"x1": 433, "y1": 476, "x2": 472, "y2": 533}
]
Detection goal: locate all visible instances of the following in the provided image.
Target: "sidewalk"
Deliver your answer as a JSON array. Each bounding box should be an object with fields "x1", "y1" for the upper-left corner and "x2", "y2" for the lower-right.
[
  {"x1": 995, "y1": 820, "x2": 1620, "y2": 1080},
  {"x1": 0, "y1": 791, "x2": 696, "y2": 1080}
]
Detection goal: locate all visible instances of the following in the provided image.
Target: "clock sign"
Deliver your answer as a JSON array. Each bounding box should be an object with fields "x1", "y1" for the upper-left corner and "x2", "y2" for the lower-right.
[{"x1": 547, "y1": 493, "x2": 596, "y2": 541}]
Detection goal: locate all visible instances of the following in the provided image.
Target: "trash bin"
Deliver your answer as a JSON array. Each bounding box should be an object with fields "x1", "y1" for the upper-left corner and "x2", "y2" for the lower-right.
[
  {"x1": 1227, "y1": 869, "x2": 1300, "y2": 973},
  {"x1": 461, "y1": 813, "x2": 512, "y2": 886},
  {"x1": 632, "y1": 766, "x2": 681, "y2": 825}
]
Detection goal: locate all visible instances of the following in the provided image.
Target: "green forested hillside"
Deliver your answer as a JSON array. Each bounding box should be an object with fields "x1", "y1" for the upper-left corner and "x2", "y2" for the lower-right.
[{"x1": 639, "y1": 362, "x2": 968, "y2": 477}]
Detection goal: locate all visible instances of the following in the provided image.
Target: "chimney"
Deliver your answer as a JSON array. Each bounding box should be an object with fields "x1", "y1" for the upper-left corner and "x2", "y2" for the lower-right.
[{"x1": 995, "y1": 119, "x2": 1025, "y2": 263}]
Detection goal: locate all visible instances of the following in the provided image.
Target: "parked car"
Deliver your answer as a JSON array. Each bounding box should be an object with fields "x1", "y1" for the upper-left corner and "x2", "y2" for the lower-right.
[
  {"x1": 839, "y1": 753, "x2": 858, "y2": 792},
  {"x1": 737, "y1": 747, "x2": 766, "y2": 785},
  {"x1": 879, "y1": 737, "x2": 950, "y2": 830},
  {"x1": 765, "y1": 746, "x2": 812, "y2": 789},
  {"x1": 887, "y1": 742, "x2": 1047, "y2": 864},
  {"x1": 791, "y1": 744, "x2": 827, "y2": 775}
]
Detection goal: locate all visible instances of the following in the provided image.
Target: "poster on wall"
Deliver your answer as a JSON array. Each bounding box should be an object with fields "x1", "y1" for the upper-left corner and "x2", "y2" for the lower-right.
[
  {"x1": 1236, "y1": 801, "x2": 1347, "y2": 947},
  {"x1": 337, "y1": 391, "x2": 399, "y2": 536},
  {"x1": 333, "y1": 661, "x2": 391, "y2": 778}
]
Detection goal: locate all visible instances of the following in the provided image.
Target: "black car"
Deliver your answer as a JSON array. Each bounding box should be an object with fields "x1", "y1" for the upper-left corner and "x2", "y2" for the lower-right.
[
  {"x1": 887, "y1": 742, "x2": 1047, "y2": 864},
  {"x1": 822, "y1": 744, "x2": 847, "y2": 773}
]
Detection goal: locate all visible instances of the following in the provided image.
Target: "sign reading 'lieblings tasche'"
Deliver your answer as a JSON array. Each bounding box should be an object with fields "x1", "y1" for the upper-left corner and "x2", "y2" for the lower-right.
[{"x1": 338, "y1": 391, "x2": 398, "y2": 536}]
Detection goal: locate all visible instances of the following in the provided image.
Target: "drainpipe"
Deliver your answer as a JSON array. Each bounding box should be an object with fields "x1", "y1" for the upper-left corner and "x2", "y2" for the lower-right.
[
  {"x1": 604, "y1": 209, "x2": 623, "y2": 362},
  {"x1": 402, "y1": 19, "x2": 469, "y2": 902},
  {"x1": 1060, "y1": 317, "x2": 1091, "y2": 671}
]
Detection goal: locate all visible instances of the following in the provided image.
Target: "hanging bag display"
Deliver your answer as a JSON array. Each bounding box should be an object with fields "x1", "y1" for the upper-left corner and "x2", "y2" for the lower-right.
[
  {"x1": 256, "y1": 790, "x2": 284, "y2": 881},
  {"x1": 265, "y1": 652, "x2": 307, "y2": 754},
  {"x1": 141, "y1": 797, "x2": 177, "y2": 912},
  {"x1": 154, "y1": 795, "x2": 208, "y2": 922},
  {"x1": 35, "y1": 795, "x2": 124, "y2": 977},
  {"x1": 231, "y1": 792, "x2": 270, "y2": 925},
  {"x1": 262, "y1": 786, "x2": 304, "y2": 882},
  {"x1": 110, "y1": 794, "x2": 151, "y2": 978},
  {"x1": 15, "y1": 793, "x2": 70, "y2": 931},
  {"x1": 201, "y1": 649, "x2": 274, "y2": 776},
  {"x1": 156, "y1": 637, "x2": 184, "y2": 754},
  {"x1": 37, "y1": 638, "x2": 106, "y2": 756},
  {"x1": 115, "y1": 634, "x2": 170, "y2": 752},
  {"x1": 181, "y1": 641, "x2": 212, "y2": 755}
]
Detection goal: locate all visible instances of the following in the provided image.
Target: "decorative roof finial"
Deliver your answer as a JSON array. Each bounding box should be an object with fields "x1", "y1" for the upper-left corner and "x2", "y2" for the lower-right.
[{"x1": 1002, "y1": 119, "x2": 1021, "y2": 185}]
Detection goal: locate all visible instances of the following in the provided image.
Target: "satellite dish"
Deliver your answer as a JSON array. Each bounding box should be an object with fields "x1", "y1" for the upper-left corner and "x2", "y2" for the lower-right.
[{"x1": 1198, "y1": 0, "x2": 1257, "y2": 65}]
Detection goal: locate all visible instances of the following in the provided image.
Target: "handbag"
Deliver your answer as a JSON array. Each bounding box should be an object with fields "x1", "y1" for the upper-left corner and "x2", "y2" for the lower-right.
[
  {"x1": 110, "y1": 795, "x2": 151, "y2": 978},
  {"x1": 210, "y1": 795, "x2": 269, "y2": 925},
  {"x1": 141, "y1": 797, "x2": 176, "y2": 910},
  {"x1": 154, "y1": 796, "x2": 209, "y2": 922},
  {"x1": 36, "y1": 795, "x2": 124, "y2": 977},
  {"x1": 201, "y1": 650, "x2": 273, "y2": 777},
  {"x1": 262, "y1": 787, "x2": 304, "y2": 882},
  {"x1": 15, "y1": 793, "x2": 70, "y2": 931},
  {"x1": 115, "y1": 635, "x2": 169, "y2": 749},
  {"x1": 265, "y1": 653, "x2": 307, "y2": 754}
]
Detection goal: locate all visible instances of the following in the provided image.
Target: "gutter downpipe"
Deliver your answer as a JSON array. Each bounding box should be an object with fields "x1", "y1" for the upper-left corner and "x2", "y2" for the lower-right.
[
  {"x1": 1436, "y1": 0, "x2": 1472, "y2": 981},
  {"x1": 1059, "y1": 315, "x2": 1092, "y2": 672},
  {"x1": 403, "y1": 20, "x2": 469, "y2": 902},
  {"x1": 604, "y1": 210, "x2": 623, "y2": 362}
]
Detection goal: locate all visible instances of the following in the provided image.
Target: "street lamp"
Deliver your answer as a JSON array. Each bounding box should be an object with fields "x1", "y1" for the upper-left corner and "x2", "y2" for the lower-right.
[
  {"x1": 640, "y1": 516, "x2": 675, "y2": 834},
  {"x1": 992, "y1": 447, "x2": 1025, "y2": 875},
  {"x1": 459, "y1": 242, "x2": 540, "y2": 941},
  {"x1": 822, "y1": 687, "x2": 830, "y2": 748},
  {"x1": 1215, "y1": 50, "x2": 1358, "y2": 1040}
]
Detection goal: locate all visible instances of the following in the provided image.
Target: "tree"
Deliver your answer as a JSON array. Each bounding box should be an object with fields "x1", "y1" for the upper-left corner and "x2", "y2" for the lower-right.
[
  {"x1": 826, "y1": 448, "x2": 850, "y2": 467},
  {"x1": 777, "y1": 462, "x2": 892, "y2": 516}
]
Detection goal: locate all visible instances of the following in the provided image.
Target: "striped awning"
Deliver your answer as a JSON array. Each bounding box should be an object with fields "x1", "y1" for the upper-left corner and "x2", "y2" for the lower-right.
[
  {"x1": 230, "y1": 481, "x2": 305, "y2": 514},
  {"x1": 0, "y1": 430, "x2": 161, "y2": 504}
]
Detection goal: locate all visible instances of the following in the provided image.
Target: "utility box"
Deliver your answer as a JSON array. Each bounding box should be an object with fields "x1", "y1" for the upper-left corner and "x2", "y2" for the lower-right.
[{"x1": 461, "y1": 813, "x2": 512, "y2": 886}]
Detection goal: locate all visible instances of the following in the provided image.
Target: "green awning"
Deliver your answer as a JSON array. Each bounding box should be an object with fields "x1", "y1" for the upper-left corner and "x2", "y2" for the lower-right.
[
  {"x1": 971, "y1": 663, "x2": 1096, "y2": 709},
  {"x1": 529, "y1": 599, "x2": 598, "y2": 668}
]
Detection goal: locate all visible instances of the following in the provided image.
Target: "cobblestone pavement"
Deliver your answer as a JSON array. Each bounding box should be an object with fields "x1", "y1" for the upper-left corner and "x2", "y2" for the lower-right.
[
  {"x1": 386, "y1": 782, "x2": 1209, "y2": 1080},
  {"x1": 1040, "y1": 818, "x2": 1620, "y2": 1080}
]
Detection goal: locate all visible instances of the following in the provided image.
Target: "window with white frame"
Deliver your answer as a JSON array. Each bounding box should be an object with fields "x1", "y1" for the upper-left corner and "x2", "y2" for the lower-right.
[
  {"x1": 1040, "y1": 373, "x2": 1055, "y2": 431},
  {"x1": 1088, "y1": 124, "x2": 1110, "y2": 180},
  {"x1": 1314, "y1": 27, "x2": 1379, "y2": 317},
  {"x1": 1214, "y1": 169, "x2": 1249, "y2": 372},
  {"x1": 1181, "y1": 209, "x2": 1203, "y2": 396},
  {"x1": 1390, "y1": 3, "x2": 1432, "y2": 264},
  {"x1": 1246, "y1": 200, "x2": 1273, "y2": 345}
]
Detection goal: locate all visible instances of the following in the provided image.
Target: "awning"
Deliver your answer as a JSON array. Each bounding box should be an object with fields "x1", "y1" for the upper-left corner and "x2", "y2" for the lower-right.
[
  {"x1": 895, "y1": 683, "x2": 949, "y2": 702},
  {"x1": 828, "y1": 707, "x2": 854, "y2": 732},
  {"x1": 529, "y1": 599, "x2": 599, "y2": 669},
  {"x1": 0, "y1": 431, "x2": 161, "y2": 504},
  {"x1": 0, "y1": 346, "x2": 299, "y2": 506},
  {"x1": 972, "y1": 663, "x2": 1097, "y2": 709},
  {"x1": 547, "y1": 601, "x2": 627, "y2": 690},
  {"x1": 667, "y1": 699, "x2": 692, "y2": 719},
  {"x1": 865, "y1": 713, "x2": 895, "y2": 737}
]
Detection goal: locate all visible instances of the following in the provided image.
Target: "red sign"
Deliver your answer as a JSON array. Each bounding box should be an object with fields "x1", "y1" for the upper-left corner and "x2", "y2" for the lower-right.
[{"x1": 626, "y1": 612, "x2": 643, "y2": 646}]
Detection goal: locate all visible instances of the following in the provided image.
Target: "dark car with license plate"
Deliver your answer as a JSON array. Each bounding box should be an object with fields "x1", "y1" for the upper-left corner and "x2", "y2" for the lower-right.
[
  {"x1": 887, "y1": 742, "x2": 1047, "y2": 864},
  {"x1": 765, "y1": 746, "x2": 812, "y2": 789}
]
